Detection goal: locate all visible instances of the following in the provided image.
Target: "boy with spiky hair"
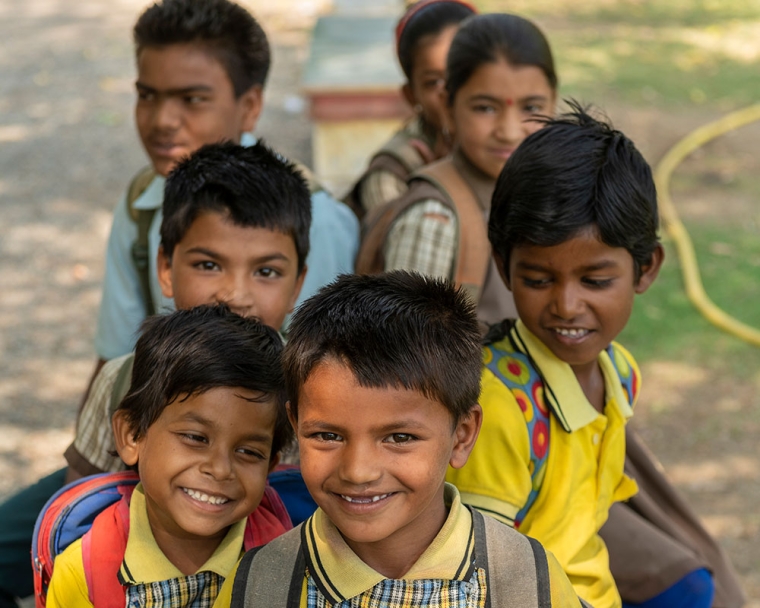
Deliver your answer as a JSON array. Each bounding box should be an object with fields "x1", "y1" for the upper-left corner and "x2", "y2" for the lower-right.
[{"x1": 214, "y1": 272, "x2": 583, "y2": 607}]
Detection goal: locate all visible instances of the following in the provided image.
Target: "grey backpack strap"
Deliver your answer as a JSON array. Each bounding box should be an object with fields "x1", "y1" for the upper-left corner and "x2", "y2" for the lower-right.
[
  {"x1": 471, "y1": 508, "x2": 550, "y2": 608},
  {"x1": 230, "y1": 526, "x2": 304, "y2": 608}
]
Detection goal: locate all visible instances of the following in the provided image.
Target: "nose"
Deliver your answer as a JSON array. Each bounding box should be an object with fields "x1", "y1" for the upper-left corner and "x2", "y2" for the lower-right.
[
  {"x1": 338, "y1": 441, "x2": 382, "y2": 487},
  {"x1": 153, "y1": 98, "x2": 181, "y2": 132},
  {"x1": 218, "y1": 273, "x2": 256, "y2": 317},
  {"x1": 495, "y1": 108, "x2": 524, "y2": 145},
  {"x1": 200, "y1": 445, "x2": 234, "y2": 481},
  {"x1": 551, "y1": 283, "x2": 585, "y2": 320}
]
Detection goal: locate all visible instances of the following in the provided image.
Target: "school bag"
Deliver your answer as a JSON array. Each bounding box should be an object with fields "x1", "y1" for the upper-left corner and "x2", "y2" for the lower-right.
[
  {"x1": 32, "y1": 470, "x2": 292, "y2": 608},
  {"x1": 356, "y1": 156, "x2": 491, "y2": 305},
  {"x1": 228, "y1": 506, "x2": 590, "y2": 607},
  {"x1": 482, "y1": 319, "x2": 638, "y2": 528},
  {"x1": 124, "y1": 159, "x2": 325, "y2": 317}
]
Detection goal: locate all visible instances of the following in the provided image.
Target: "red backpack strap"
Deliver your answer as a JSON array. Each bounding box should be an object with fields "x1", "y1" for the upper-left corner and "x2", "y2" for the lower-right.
[
  {"x1": 82, "y1": 485, "x2": 134, "y2": 608},
  {"x1": 243, "y1": 485, "x2": 293, "y2": 550}
]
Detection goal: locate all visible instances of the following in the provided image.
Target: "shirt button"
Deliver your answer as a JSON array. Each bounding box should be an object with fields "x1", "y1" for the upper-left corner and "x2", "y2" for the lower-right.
[{"x1": 592, "y1": 433, "x2": 600, "y2": 445}]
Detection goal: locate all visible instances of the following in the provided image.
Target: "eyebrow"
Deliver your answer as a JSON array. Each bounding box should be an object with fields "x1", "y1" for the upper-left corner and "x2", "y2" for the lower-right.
[
  {"x1": 298, "y1": 419, "x2": 428, "y2": 434},
  {"x1": 516, "y1": 260, "x2": 620, "y2": 272},
  {"x1": 135, "y1": 82, "x2": 214, "y2": 96},
  {"x1": 179, "y1": 412, "x2": 273, "y2": 443},
  {"x1": 468, "y1": 94, "x2": 548, "y2": 105},
  {"x1": 184, "y1": 247, "x2": 291, "y2": 264}
]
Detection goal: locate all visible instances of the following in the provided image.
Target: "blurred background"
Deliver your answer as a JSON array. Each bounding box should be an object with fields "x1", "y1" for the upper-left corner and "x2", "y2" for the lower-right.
[{"x1": 0, "y1": 0, "x2": 757, "y2": 600}]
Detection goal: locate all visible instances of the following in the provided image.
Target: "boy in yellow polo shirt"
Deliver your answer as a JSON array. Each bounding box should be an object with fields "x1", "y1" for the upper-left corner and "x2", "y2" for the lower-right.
[
  {"x1": 214, "y1": 272, "x2": 586, "y2": 607},
  {"x1": 446, "y1": 105, "x2": 719, "y2": 608}
]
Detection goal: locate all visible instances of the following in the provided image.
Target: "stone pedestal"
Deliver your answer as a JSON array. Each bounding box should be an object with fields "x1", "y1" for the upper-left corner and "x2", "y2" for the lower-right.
[{"x1": 302, "y1": 4, "x2": 410, "y2": 194}]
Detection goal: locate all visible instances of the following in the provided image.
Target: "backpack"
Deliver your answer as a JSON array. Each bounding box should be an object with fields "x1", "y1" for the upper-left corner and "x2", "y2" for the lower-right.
[
  {"x1": 32, "y1": 471, "x2": 292, "y2": 608},
  {"x1": 229, "y1": 507, "x2": 591, "y2": 608},
  {"x1": 355, "y1": 157, "x2": 490, "y2": 305},
  {"x1": 482, "y1": 320, "x2": 638, "y2": 528},
  {"x1": 124, "y1": 160, "x2": 325, "y2": 318}
]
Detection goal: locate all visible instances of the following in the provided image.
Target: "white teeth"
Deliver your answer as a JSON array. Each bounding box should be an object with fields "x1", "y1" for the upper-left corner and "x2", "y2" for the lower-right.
[
  {"x1": 183, "y1": 487, "x2": 229, "y2": 505},
  {"x1": 554, "y1": 328, "x2": 589, "y2": 338},
  {"x1": 340, "y1": 493, "x2": 390, "y2": 504}
]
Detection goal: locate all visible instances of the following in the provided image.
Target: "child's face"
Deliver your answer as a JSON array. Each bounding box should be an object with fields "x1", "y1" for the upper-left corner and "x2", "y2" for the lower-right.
[
  {"x1": 114, "y1": 386, "x2": 278, "y2": 553},
  {"x1": 503, "y1": 228, "x2": 662, "y2": 376},
  {"x1": 291, "y1": 359, "x2": 480, "y2": 570},
  {"x1": 402, "y1": 25, "x2": 459, "y2": 131},
  {"x1": 135, "y1": 43, "x2": 262, "y2": 177},
  {"x1": 448, "y1": 59, "x2": 555, "y2": 179},
  {"x1": 158, "y1": 211, "x2": 305, "y2": 330}
]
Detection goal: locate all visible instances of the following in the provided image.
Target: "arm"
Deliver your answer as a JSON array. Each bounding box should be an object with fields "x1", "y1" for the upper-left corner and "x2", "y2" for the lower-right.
[
  {"x1": 46, "y1": 539, "x2": 94, "y2": 608},
  {"x1": 384, "y1": 199, "x2": 457, "y2": 280},
  {"x1": 446, "y1": 371, "x2": 533, "y2": 526},
  {"x1": 297, "y1": 191, "x2": 359, "y2": 307},
  {"x1": 64, "y1": 355, "x2": 132, "y2": 479},
  {"x1": 93, "y1": 192, "x2": 148, "y2": 361},
  {"x1": 358, "y1": 167, "x2": 409, "y2": 215}
]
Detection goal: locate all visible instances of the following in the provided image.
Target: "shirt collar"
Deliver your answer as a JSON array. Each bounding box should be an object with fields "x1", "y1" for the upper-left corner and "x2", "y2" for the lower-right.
[
  {"x1": 512, "y1": 319, "x2": 634, "y2": 432},
  {"x1": 132, "y1": 132, "x2": 257, "y2": 211},
  {"x1": 302, "y1": 484, "x2": 474, "y2": 603},
  {"x1": 120, "y1": 484, "x2": 246, "y2": 584}
]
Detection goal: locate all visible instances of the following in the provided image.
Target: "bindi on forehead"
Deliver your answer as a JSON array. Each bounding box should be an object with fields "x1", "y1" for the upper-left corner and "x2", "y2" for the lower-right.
[{"x1": 505, "y1": 98, "x2": 514, "y2": 106}]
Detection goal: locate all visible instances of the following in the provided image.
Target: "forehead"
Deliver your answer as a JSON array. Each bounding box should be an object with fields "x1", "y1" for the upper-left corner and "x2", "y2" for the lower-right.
[
  {"x1": 510, "y1": 228, "x2": 635, "y2": 271},
  {"x1": 299, "y1": 359, "x2": 454, "y2": 427},
  {"x1": 175, "y1": 210, "x2": 297, "y2": 260},
  {"x1": 136, "y1": 42, "x2": 234, "y2": 91},
  {"x1": 457, "y1": 59, "x2": 553, "y2": 101},
  {"x1": 158, "y1": 386, "x2": 278, "y2": 434}
]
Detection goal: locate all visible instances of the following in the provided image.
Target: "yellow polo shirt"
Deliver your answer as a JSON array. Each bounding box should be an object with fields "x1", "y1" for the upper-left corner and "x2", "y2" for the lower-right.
[
  {"x1": 447, "y1": 320, "x2": 640, "y2": 608},
  {"x1": 214, "y1": 484, "x2": 579, "y2": 607},
  {"x1": 46, "y1": 483, "x2": 246, "y2": 607}
]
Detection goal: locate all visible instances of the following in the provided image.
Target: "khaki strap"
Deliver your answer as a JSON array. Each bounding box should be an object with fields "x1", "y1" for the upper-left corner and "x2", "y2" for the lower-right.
[
  {"x1": 126, "y1": 166, "x2": 158, "y2": 317},
  {"x1": 109, "y1": 354, "x2": 135, "y2": 415},
  {"x1": 417, "y1": 159, "x2": 491, "y2": 303}
]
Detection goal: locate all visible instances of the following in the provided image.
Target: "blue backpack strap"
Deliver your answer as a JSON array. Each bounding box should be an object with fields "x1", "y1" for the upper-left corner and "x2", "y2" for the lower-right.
[
  {"x1": 483, "y1": 326, "x2": 551, "y2": 529},
  {"x1": 605, "y1": 343, "x2": 639, "y2": 406}
]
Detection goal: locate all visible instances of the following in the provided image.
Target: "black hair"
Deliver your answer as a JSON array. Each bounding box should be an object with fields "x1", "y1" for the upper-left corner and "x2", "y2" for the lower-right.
[
  {"x1": 133, "y1": 0, "x2": 270, "y2": 96},
  {"x1": 117, "y1": 304, "x2": 292, "y2": 458},
  {"x1": 161, "y1": 141, "x2": 311, "y2": 272},
  {"x1": 446, "y1": 13, "x2": 557, "y2": 105},
  {"x1": 283, "y1": 271, "x2": 482, "y2": 424},
  {"x1": 397, "y1": 1, "x2": 476, "y2": 80},
  {"x1": 489, "y1": 101, "x2": 660, "y2": 280}
]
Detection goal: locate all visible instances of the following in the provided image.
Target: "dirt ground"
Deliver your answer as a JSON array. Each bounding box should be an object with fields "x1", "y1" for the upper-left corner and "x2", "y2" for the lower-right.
[{"x1": 0, "y1": 0, "x2": 757, "y2": 602}]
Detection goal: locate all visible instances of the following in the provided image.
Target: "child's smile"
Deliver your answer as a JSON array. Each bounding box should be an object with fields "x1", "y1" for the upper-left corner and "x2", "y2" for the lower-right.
[
  {"x1": 292, "y1": 358, "x2": 480, "y2": 578},
  {"x1": 505, "y1": 228, "x2": 653, "y2": 379}
]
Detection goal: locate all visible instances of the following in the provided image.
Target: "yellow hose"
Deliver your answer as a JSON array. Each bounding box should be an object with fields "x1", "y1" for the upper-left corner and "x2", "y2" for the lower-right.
[{"x1": 654, "y1": 103, "x2": 760, "y2": 347}]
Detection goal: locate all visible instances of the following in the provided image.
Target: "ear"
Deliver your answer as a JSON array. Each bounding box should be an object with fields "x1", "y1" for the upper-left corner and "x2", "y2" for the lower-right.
[
  {"x1": 157, "y1": 246, "x2": 174, "y2": 299},
  {"x1": 634, "y1": 244, "x2": 664, "y2": 294},
  {"x1": 239, "y1": 85, "x2": 264, "y2": 134},
  {"x1": 286, "y1": 401, "x2": 298, "y2": 434},
  {"x1": 267, "y1": 451, "x2": 281, "y2": 474},
  {"x1": 493, "y1": 253, "x2": 512, "y2": 292},
  {"x1": 112, "y1": 410, "x2": 140, "y2": 467},
  {"x1": 401, "y1": 83, "x2": 416, "y2": 109},
  {"x1": 449, "y1": 404, "x2": 482, "y2": 469},
  {"x1": 288, "y1": 266, "x2": 307, "y2": 313}
]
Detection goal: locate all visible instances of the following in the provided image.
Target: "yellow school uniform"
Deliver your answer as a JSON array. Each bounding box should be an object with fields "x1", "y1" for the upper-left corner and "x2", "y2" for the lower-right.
[{"x1": 447, "y1": 320, "x2": 640, "y2": 608}]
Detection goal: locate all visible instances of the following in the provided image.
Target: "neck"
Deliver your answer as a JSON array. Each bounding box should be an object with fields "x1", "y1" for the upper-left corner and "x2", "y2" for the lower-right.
[
  {"x1": 571, "y1": 359, "x2": 606, "y2": 413},
  {"x1": 451, "y1": 148, "x2": 496, "y2": 210},
  {"x1": 148, "y1": 519, "x2": 228, "y2": 576}
]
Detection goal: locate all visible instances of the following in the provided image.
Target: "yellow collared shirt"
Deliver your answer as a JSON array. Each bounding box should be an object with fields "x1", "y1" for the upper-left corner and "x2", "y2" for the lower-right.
[
  {"x1": 46, "y1": 483, "x2": 246, "y2": 607},
  {"x1": 447, "y1": 320, "x2": 640, "y2": 608}
]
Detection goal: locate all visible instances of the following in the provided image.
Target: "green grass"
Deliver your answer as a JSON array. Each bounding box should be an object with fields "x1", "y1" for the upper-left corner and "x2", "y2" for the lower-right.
[
  {"x1": 474, "y1": 0, "x2": 760, "y2": 110},
  {"x1": 619, "y1": 223, "x2": 760, "y2": 377}
]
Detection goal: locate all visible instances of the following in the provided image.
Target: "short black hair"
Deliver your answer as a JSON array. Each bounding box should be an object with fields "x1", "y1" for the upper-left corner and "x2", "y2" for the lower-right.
[
  {"x1": 117, "y1": 304, "x2": 292, "y2": 458},
  {"x1": 161, "y1": 141, "x2": 311, "y2": 272},
  {"x1": 133, "y1": 0, "x2": 270, "y2": 96},
  {"x1": 489, "y1": 102, "x2": 660, "y2": 280},
  {"x1": 283, "y1": 271, "x2": 482, "y2": 424},
  {"x1": 446, "y1": 13, "x2": 556, "y2": 105},
  {"x1": 397, "y1": 1, "x2": 476, "y2": 80}
]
